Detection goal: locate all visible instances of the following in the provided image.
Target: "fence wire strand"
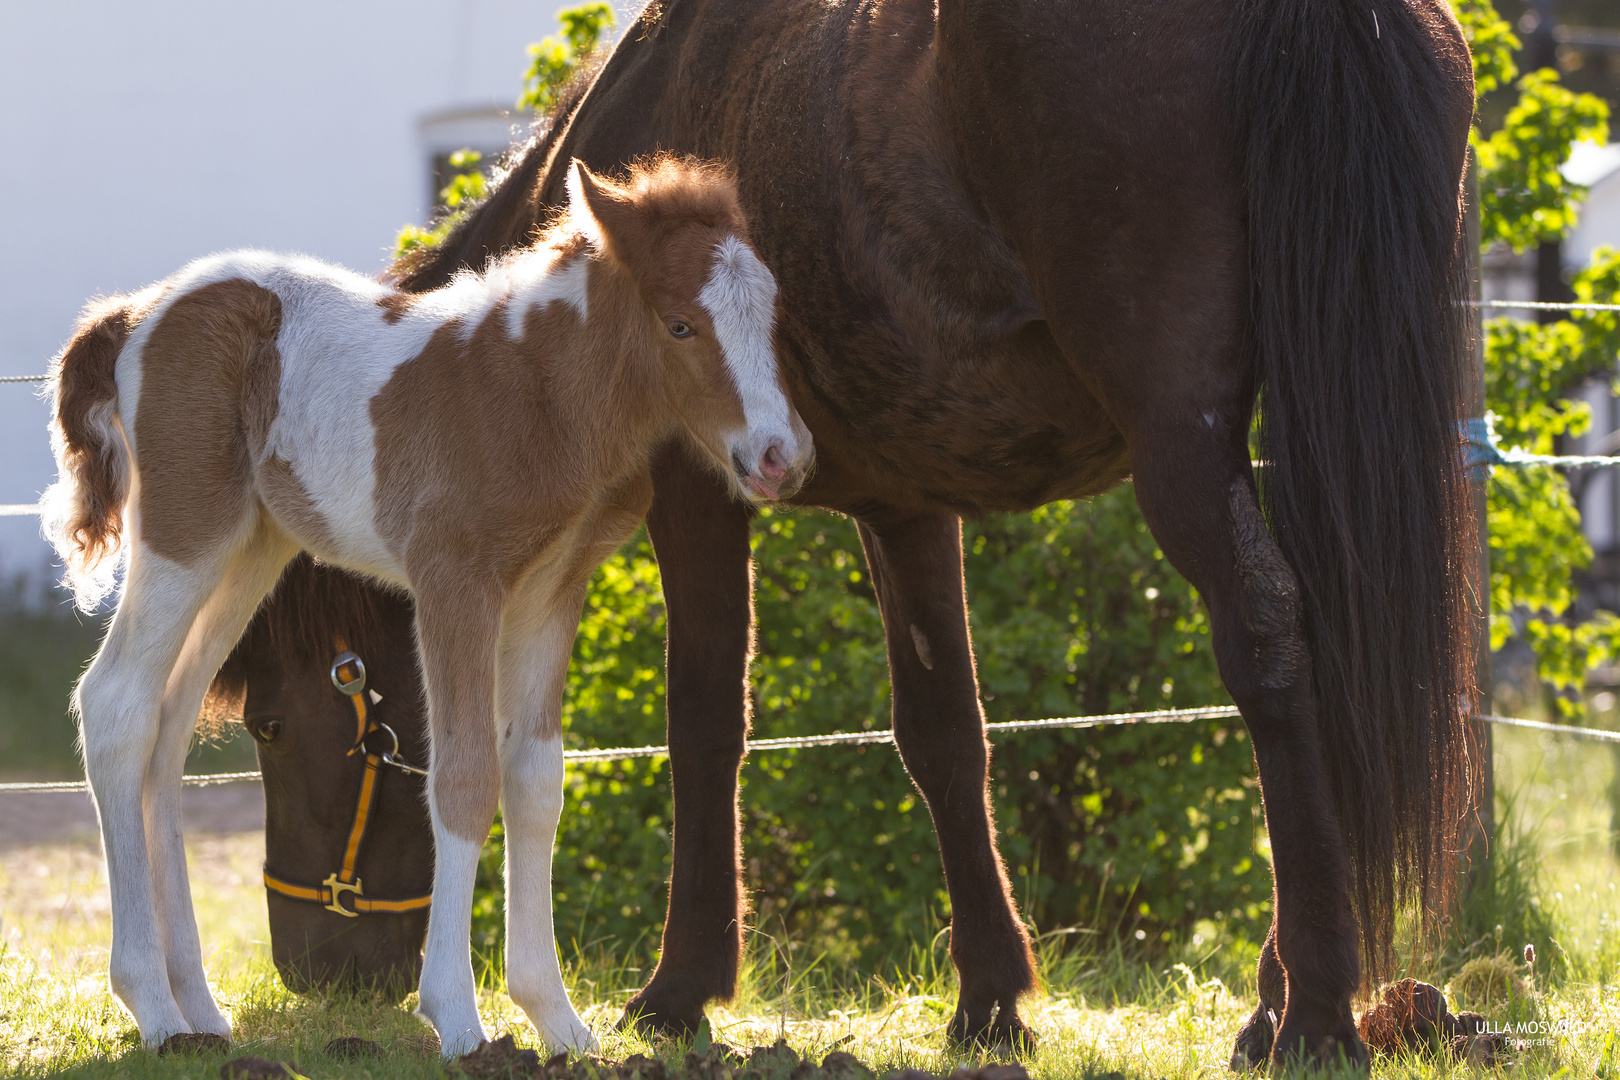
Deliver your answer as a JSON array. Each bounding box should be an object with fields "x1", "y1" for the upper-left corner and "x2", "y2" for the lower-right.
[{"x1": 2, "y1": 706, "x2": 1613, "y2": 794}]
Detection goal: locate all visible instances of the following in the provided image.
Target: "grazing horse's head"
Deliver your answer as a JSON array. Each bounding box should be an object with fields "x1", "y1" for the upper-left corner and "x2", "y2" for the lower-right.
[
  {"x1": 567, "y1": 157, "x2": 814, "y2": 502},
  {"x1": 213, "y1": 558, "x2": 432, "y2": 1000}
]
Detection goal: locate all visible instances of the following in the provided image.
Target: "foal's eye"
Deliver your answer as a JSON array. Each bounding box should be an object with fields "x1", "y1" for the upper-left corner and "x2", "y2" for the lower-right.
[
  {"x1": 667, "y1": 319, "x2": 694, "y2": 339},
  {"x1": 253, "y1": 719, "x2": 282, "y2": 743}
]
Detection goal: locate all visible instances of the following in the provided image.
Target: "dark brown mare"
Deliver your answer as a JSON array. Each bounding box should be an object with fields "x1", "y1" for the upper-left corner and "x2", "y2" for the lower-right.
[
  {"x1": 211, "y1": 557, "x2": 434, "y2": 998},
  {"x1": 237, "y1": 0, "x2": 1481, "y2": 1066}
]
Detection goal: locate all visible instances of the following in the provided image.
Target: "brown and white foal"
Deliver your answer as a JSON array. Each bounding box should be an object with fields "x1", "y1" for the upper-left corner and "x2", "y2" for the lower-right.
[{"x1": 43, "y1": 157, "x2": 812, "y2": 1055}]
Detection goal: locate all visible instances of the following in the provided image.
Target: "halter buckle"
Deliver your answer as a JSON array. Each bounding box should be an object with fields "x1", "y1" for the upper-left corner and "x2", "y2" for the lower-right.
[
  {"x1": 330, "y1": 651, "x2": 366, "y2": 696},
  {"x1": 322, "y1": 872, "x2": 363, "y2": 917},
  {"x1": 374, "y1": 722, "x2": 429, "y2": 777}
]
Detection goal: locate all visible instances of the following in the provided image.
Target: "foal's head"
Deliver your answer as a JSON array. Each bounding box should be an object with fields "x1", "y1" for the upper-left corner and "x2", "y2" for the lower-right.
[{"x1": 567, "y1": 157, "x2": 813, "y2": 501}]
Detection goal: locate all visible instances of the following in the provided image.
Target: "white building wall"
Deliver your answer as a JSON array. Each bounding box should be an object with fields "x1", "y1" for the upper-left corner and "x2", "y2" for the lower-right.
[{"x1": 0, "y1": 0, "x2": 613, "y2": 578}]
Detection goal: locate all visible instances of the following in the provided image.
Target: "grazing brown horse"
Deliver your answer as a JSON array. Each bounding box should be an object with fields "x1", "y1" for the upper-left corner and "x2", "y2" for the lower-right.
[
  {"x1": 251, "y1": 0, "x2": 1480, "y2": 1067},
  {"x1": 211, "y1": 556, "x2": 434, "y2": 1000}
]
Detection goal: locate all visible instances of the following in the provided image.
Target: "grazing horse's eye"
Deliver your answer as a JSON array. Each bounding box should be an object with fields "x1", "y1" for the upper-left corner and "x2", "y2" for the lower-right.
[
  {"x1": 667, "y1": 319, "x2": 695, "y2": 339},
  {"x1": 253, "y1": 719, "x2": 282, "y2": 743}
]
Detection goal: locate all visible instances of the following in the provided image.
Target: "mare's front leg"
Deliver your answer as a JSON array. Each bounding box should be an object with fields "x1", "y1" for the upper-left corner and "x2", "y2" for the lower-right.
[
  {"x1": 413, "y1": 579, "x2": 505, "y2": 1057},
  {"x1": 496, "y1": 578, "x2": 596, "y2": 1052},
  {"x1": 622, "y1": 441, "x2": 755, "y2": 1036},
  {"x1": 855, "y1": 508, "x2": 1036, "y2": 1051}
]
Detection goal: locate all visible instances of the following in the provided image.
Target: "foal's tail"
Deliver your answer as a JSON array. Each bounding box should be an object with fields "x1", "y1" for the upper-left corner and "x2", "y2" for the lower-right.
[
  {"x1": 41, "y1": 293, "x2": 149, "y2": 611},
  {"x1": 1228, "y1": 0, "x2": 1477, "y2": 979}
]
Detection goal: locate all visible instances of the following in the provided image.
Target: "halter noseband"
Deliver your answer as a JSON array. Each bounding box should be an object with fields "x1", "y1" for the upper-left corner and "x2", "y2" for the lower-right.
[{"x1": 261, "y1": 638, "x2": 433, "y2": 917}]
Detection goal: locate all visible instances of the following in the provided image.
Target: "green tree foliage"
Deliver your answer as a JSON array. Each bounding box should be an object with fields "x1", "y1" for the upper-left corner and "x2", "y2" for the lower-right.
[
  {"x1": 397, "y1": 3, "x2": 613, "y2": 259},
  {"x1": 518, "y1": 3, "x2": 614, "y2": 113},
  {"x1": 1477, "y1": 70, "x2": 1610, "y2": 250},
  {"x1": 1485, "y1": 251, "x2": 1620, "y2": 707},
  {"x1": 395, "y1": 149, "x2": 488, "y2": 256},
  {"x1": 1453, "y1": 1, "x2": 1620, "y2": 715}
]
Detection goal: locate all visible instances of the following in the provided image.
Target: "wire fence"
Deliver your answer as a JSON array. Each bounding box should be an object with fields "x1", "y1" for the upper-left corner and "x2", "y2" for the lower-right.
[
  {"x1": 3, "y1": 300, "x2": 1620, "y2": 793},
  {"x1": 1, "y1": 705, "x2": 1614, "y2": 795}
]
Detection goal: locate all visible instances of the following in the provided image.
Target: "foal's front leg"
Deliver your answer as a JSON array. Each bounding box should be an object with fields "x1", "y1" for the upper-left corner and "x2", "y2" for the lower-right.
[
  {"x1": 496, "y1": 581, "x2": 596, "y2": 1052},
  {"x1": 413, "y1": 582, "x2": 505, "y2": 1057}
]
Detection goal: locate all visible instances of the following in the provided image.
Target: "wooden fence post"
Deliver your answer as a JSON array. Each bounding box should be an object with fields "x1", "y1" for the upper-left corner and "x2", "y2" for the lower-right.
[{"x1": 1465, "y1": 152, "x2": 1496, "y2": 888}]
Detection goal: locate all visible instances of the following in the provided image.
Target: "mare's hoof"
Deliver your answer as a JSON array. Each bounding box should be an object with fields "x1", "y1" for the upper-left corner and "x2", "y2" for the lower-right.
[
  {"x1": 158, "y1": 1032, "x2": 232, "y2": 1055},
  {"x1": 617, "y1": 994, "x2": 703, "y2": 1041},
  {"x1": 324, "y1": 1037, "x2": 384, "y2": 1059},
  {"x1": 1230, "y1": 1005, "x2": 1277, "y2": 1071},
  {"x1": 220, "y1": 1056, "x2": 299, "y2": 1079},
  {"x1": 946, "y1": 1008, "x2": 1038, "y2": 1058},
  {"x1": 1270, "y1": 1018, "x2": 1367, "y2": 1073}
]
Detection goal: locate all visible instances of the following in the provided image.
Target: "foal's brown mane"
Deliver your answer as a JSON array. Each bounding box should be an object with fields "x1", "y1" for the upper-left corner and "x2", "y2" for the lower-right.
[{"x1": 596, "y1": 154, "x2": 746, "y2": 233}]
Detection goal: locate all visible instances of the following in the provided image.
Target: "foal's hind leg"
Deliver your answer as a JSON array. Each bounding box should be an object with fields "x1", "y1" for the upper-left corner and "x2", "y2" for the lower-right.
[
  {"x1": 145, "y1": 522, "x2": 297, "y2": 1032},
  {"x1": 856, "y1": 508, "x2": 1036, "y2": 1052},
  {"x1": 77, "y1": 540, "x2": 238, "y2": 1045},
  {"x1": 495, "y1": 577, "x2": 595, "y2": 1052}
]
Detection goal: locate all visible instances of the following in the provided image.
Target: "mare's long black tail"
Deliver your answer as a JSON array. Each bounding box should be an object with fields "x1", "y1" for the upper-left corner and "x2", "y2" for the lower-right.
[{"x1": 1228, "y1": 0, "x2": 1479, "y2": 980}]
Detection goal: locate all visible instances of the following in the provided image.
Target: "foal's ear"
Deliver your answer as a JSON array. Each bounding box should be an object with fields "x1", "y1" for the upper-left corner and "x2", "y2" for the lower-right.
[{"x1": 567, "y1": 160, "x2": 644, "y2": 265}]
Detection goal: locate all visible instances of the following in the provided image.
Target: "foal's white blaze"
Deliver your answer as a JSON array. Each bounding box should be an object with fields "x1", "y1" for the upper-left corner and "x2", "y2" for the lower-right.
[{"x1": 697, "y1": 236, "x2": 805, "y2": 498}]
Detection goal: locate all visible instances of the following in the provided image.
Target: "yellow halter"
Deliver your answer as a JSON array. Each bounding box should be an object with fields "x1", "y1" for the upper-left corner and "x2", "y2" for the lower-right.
[{"x1": 261, "y1": 638, "x2": 433, "y2": 917}]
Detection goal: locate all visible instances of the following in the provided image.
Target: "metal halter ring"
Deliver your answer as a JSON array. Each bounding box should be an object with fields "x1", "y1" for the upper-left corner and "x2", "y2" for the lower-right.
[
  {"x1": 330, "y1": 650, "x2": 366, "y2": 695},
  {"x1": 374, "y1": 722, "x2": 429, "y2": 778}
]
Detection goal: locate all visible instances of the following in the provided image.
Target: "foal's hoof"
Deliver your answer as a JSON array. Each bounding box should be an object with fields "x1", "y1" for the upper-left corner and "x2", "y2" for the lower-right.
[
  {"x1": 946, "y1": 1007, "x2": 1038, "y2": 1059},
  {"x1": 158, "y1": 1032, "x2": 232, "y2": 1055}
]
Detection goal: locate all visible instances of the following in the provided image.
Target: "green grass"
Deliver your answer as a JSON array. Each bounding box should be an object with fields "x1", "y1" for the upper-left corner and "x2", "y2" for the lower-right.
[{"x1": 4, "y1": 720, "x2": 1618, "y2": 1080}]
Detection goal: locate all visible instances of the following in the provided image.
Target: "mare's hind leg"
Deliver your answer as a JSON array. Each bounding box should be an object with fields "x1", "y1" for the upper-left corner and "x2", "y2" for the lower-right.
[
  {"x1": 1126, "y1": 421, "x2": 1364, "y2": 1069},
  {"x1": 496, "y1": 577, "x2": 594, "y2": 1052},
  {"x1": 77, "y1": 539, "x2": 238, "y2": 1045},
  {"x1": 411, "y1": 578, "x2": 504, "y2": 1057},
  {"x1": 146, "y1": 521, "x2": 297, "y2": 1032},
  {"x1": 856, "y1": 508, "x2": 1036, "y2": 1052}
]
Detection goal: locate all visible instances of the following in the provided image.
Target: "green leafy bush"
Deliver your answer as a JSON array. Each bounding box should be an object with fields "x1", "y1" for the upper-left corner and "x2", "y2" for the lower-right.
[{"x1": 473, "y1": 495, "x2": 1266, "y2": 973}]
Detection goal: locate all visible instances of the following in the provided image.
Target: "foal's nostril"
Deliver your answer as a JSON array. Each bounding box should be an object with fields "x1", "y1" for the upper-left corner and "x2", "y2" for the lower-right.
[{"x1": 759, "y1": 442, "x2": 787, "y2": 480}]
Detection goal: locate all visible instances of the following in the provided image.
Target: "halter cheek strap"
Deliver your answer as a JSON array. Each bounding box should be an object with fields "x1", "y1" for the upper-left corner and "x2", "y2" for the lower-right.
[{"x1": 261, "y1": 637, "x2": 432, "y2": 917}]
